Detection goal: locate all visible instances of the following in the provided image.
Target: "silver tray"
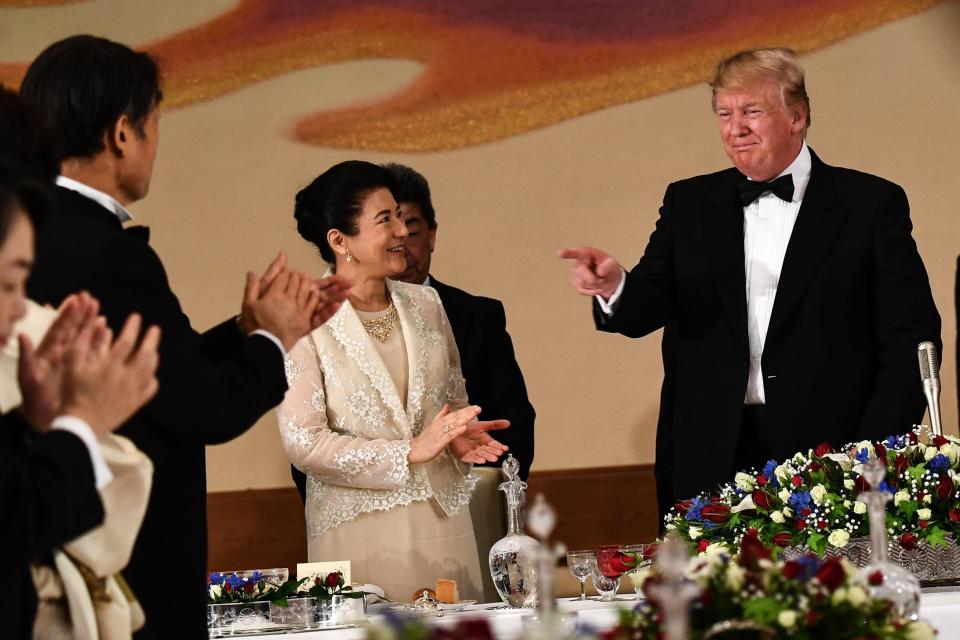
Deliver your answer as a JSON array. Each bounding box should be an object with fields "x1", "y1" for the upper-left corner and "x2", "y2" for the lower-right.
[{"x1": 782, "y1": 535, "x2": 960, "y2": 584}]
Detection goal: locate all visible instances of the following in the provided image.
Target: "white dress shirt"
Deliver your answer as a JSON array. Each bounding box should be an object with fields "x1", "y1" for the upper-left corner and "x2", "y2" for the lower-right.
[{"x1": 599, "y1": 142, "x2": 812, "y2": 406}]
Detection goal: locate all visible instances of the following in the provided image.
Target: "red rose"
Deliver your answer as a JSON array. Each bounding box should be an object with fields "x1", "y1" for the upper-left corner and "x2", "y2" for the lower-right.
[
  {"x1": 855, "y1": 476, "x2": 870, "y2": 494},
  {"x1": 809, "y1": 462, "x2": 821, "y2": 473},
  {"x1": 701, "y1": 504, "x2": 731, "y2": 524},
  {"x1": 791, "y1": 475, "x2": 803, "y2": 487},
  {"x1": 674, "y1": 499, "x2": 694, "y2": 514},
  {"x1": 806, "y1": 610, "x2": 819, "y2": 626},
  {"x1": 900, "y1": 532, "x2": 918, "y2": 551},
  {"x1": 782, "y1": 561, "x2": 803, "y2": 579},
  {"x1": 772, "y1": 532, "x2": 793, "y2": 547},
  {"x1": 800, "y1": 507, "x2": 812, "y2": 518},
  {"x1": 796, "y1": 519, "x2": 806, "y2": 530},
  {"x1": 917, "y1": 490, "x2": 926, "y2": 500},
  {"x1": 868, "y1": 570, "x2": 884, "y2": 586},
  {"x1": 815, "y1": 443, "x2": 833, "y2": 457},
  {"x1": 752, "y1": 489, "x2": 772, "y2": 509},
  {"x1": 874, "y1": 442, "x2": 887, "y2": 462},
  {"x1": 223, "y1": 582, "x2": 233, "y2": 593},
  {"x1": 698, "y1": 539, "x2": 710, "y2": 553},
  {"x1": 739, "y1": 531, "x2": 770, "y2": 567},
  {"x1": 757, "y1": 474, "x2": 768, "y2": 486},
  {"x1": 244, "y1": 581, "x2": 255, "y2": 594},
  {"x1": 711, "y1": 496, "x2": 724, "y2": 503},
  {"x1": 895, "y1": 454, "x2": 910, "y2": 478},
  {"x1": 933, "y1": 435, "x2": 949, "y2": 448},
  {"x1": 643, "y1": 543, "x2": 659, "y2": 561},
  {"x1": 919, "y1": 520, "x2": 929, "y2": 530},
  {"x1": 949, "y1": 509, "x2": 960, "y2": 523},
  {"x1": 938, "y1": 475, "x2": 953, "y2": 501},
  {"x1": 325, "y1": 571, "x2": 341, "y2": 588},
  {"x1": 815, "y1": 558, "x2": 846, "y2": 591},
  {"x1": 909, "y1": 431, "x2": 919, "y2": 444},
  {"x1": 747, "y1": 527, "x2": 759, "y2": 537},
  {"x1": 817, "y1": 519, "x2": 827, "y2": 530}
]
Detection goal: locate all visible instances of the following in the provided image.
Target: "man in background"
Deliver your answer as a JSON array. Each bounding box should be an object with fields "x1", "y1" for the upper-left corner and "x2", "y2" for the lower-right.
[{"x1": 21, "y1": 35, "x2": 348, "y2": 639}]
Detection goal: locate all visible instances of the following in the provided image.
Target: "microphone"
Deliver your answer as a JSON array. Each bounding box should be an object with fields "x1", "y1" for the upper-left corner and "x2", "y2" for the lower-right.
[{"x1": 917, "y1": 341, "x2": 942, "y2": 437}]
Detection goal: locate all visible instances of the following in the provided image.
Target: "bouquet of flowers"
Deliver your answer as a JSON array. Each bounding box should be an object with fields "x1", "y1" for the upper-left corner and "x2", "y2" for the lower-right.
[
  {"x1": 207, "y1": 571, "x2": 300, "y2": 604},
  {"x1": 665, "y1": 427, "x2": 960, "y2": 556},
  {"x1": 607, "y1": 533, "x2": 936, "y2": 640},
  {"x1": 298, "y1": 570, "x2": 365, "y2": 601}
]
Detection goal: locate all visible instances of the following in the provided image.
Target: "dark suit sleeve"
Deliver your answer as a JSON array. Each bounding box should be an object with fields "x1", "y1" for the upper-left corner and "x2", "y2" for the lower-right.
[
  {"x1": 199, "y1": 316, "x2": 245, "y2": 358},
  {"x1": 594, "y1": 183, "x2": 678, "y2": 337},
  {"x1": 858, "y1": 184, "x2": 941, "y2": 438},
  {"x1": 86, "y1": 235, "x2": 287, "y2": 446},
  {"x1": 0, "y1": 420, "x2": 103, "y2": 563},
  {"x1": 476, "y1": 300, "x2": 536, "y2": 479}
]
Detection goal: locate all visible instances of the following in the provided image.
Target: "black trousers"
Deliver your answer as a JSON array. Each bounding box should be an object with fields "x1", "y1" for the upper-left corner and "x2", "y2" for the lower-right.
[{"x1": 733, "y1": 404, "x2": 773, "y2": 474}]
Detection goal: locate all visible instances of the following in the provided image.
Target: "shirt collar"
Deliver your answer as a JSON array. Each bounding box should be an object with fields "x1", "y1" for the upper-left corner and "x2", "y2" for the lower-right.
[
  {"x1": 422, "y1": 275, "x2": 432, "y2": 287},
  {"x1": 774, "y1": 141, "x2": 811, "y2": 203},
  {"x1": 56, "y1": 176, "x2": 135, "y2": 223}
]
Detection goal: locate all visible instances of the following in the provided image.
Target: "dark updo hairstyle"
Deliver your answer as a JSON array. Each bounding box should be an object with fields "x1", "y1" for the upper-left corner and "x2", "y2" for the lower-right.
[
  {"x1": 0, "y1": 157, "x2": 53, "y2": 247},
  {"x1": 294, "y1": 160, "x2": 398, "y2": 264}
]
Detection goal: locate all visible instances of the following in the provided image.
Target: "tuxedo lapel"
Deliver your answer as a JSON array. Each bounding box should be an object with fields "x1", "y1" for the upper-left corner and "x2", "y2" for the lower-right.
[
  {"x1": 702, "y1": 172, "x2": 749, "y2": 350},
  {"x1": 766, "y1": 150, "x2": 848, "y2": 343}
]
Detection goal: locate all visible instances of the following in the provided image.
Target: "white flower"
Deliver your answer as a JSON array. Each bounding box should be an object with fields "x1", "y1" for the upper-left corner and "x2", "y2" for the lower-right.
[
  {"x1": 665, "y1": 523, "x2": 676, "y2": 530},
  {"x1": 842, "y1": 500, "x2": 851, "y2": 508},
  {"x1": 924, "y1": 446, "x2": 938, "y2": 461},
  {"x1": 810, "y1": 484, "x2": 827, "y2": 505},
  {"x1": 209, "y1": 584, "x2": 223, "y2": 599},
  {"x1": 778, "y1": 488, "x2": 792, "y2": 503},
  {"x1": 854, "y1": 501, "x2": 867, "y2": 514},
  {"x1": 782, "y1": 506, "x2": 793, "y2": 517},
  {"x1": 688, "y1": 526, "x2": 702, "y2": 539},
  {"x1": 940, "y1": 443, "x2": 960, "y2": 465},
  {"x1": 735, "y1": 472, "x2": 757, "y2": 492},
  {"x1": 770, "y1": 510, "x2": 785, "y2": 524},
  {"x1": 894, "y1": 490, "x2": 910, "y2": 507},
  {"x1": 844, "y1": 478, "x2": 856, "y2": 490},
  {"x1": 775, "y1": 464, "x2": 791, "y2": 482},
  {"x1": 918, "y1": 508, "x2": 932, "y2": 520},
  {"x1": 828, "y1": 529, "x2": 850, "y2": 548},
  {"x1": 777, "y1": 609, "x2": 798, "y2": 629},
  {"x1": 731, "y1": 494, "x2": 756, "y2": 514},
  {"x1": 824, "y1": 453, "x2": 852, "y2": 470},
  {"x1": 831, "y1": 587, "x2": 847, "y2": 605},
  {"x1": 906, "y1": 621, "x2": 936, "y2": 640},
  {"x1": 951, "y1": 470, "x2": 960, "y2": 487},
  {"x1": 846, "y1": 585, "x2": 867, "y2": 607},
  {"x1": 726, "y1": 563, "x2": 745, "y2": 590},
  {"x1": 923, "y1": 494, "x2": 933, "y2": 504}
]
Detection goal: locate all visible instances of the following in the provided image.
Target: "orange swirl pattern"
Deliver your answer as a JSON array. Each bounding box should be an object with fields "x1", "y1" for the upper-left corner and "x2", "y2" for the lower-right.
[{"x1": 0, "y1": 0, "x2": 943, "y2": 151}]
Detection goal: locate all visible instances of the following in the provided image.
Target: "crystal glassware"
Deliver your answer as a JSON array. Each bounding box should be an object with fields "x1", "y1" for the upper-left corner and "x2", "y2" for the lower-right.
[
  {"x1": 566, "y1": 550, "x2": 595, "y2": 600},
  {"x1": 590, "y1": 562, "x2": 619, "y2": 602},
  {"x1": 620, "y1": 544, "x2": 647, "y2": 599},
  {"x1": 594, "y1": 544, "x2": 628, "y2": 601},
  {"x1": 489, "y1": 455, "x2": 539, "y2": 607}
]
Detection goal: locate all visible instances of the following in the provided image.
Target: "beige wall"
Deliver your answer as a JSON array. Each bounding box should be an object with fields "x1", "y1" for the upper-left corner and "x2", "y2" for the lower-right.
[{"x1": 7, "y1": 2, "x2": 960, "y2": 491}]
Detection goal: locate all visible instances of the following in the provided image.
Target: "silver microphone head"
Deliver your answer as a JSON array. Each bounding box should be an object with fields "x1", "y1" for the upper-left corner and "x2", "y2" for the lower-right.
[{"x1": 918, "y1": 341, "x2": 939, "y2": 383}]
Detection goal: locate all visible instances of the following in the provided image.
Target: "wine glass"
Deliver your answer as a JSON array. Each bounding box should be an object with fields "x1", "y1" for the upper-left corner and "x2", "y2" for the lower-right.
[
  {"x1": 566, "y1": 550, "x2": 595, "y2": 601},
  {"x1": 594, "y1": 544, "x2": 627, "y2": 602},
  {"x1": 620, "y1": 544, "x2": 647, "y2": 599}
]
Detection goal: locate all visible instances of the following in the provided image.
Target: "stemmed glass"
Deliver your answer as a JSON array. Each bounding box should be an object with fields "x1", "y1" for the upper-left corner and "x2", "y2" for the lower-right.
[
  {"x1": 594, "y1": 544, "x2": 627, "y2": 602},
  {"x1": 565, "y1": 550, "x2": 595, "y2": 601},
  {"x1": 620, "y1": 544, "x2": 647, "y2": 599}
]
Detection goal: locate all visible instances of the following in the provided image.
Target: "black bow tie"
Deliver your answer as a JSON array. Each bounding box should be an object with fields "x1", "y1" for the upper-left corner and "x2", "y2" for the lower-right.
[{"x1": 737, "y1": 173, "x2": 794, "y2": 206}]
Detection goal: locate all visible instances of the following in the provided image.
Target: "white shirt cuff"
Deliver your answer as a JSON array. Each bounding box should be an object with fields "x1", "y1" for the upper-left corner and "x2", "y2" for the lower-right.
[
  {"x1": 251, "y1": 329, "x2": 285, "y2": 355},
  {"x1": 50, "y1": 416, "x2": 113, "y2": 489},
  {"x1": 595, "y1": 268, "x2": 627, "y2": 315}
]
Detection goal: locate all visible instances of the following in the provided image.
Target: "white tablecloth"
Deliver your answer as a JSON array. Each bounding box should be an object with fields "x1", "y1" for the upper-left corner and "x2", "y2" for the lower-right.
[{"x1": 252, "y1": 590, "x2": 960, "y2": 639}]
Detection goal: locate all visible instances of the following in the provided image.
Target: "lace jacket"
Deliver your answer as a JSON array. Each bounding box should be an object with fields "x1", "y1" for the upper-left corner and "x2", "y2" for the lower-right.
[{"x1": 277, "y1": 278, "x2": 478, "y2": 539}]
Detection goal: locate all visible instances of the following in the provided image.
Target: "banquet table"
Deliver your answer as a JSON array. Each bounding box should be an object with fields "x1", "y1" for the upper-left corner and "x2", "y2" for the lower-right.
[{"x1": 250, "y1": 589, "x2": 960, "y2": 639}]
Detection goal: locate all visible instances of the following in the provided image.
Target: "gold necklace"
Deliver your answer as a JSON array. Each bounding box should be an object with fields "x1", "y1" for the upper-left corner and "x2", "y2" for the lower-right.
[{"x1": 359, "y1": 302, "x2": 398, "y2": 343}]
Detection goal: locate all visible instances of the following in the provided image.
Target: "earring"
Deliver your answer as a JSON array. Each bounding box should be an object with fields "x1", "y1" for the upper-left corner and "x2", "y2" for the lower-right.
[{"x1": 345, "y1": 249, "x2": 353, "y2": 263}]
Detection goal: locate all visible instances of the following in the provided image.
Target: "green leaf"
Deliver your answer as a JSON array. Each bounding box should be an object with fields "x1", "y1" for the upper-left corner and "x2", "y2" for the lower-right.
[
  {"x1": 907, "y1": 465, "x2": 926, "y2": 484},
  {"x1": 742, "y1": 597, "x2": 786, "y2": 625},
  {"x1": 899, "y1": 501, "x2": 918, "y2": 521},
  {"x1": 927, "y1": 525, "x2": 949, "y2": 547},
  {"x1": 806, "y1": 531, "x2": 826, "y2": 556}
]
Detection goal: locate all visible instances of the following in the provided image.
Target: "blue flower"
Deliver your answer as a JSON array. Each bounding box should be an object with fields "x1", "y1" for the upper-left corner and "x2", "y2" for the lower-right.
[
  {"x1": 788, "y1": 491, "x2": 812, "y2": 512},
  {"x1": 878, "y1": 481, "x2": 896, "y2": 495},
  {"x1": 927, "y1": 454, "x2": 950, "y2": 474},
  {"x1": 855, "y1": 448, "x2": 870, "y2": 463},
  {"x1": 794, "y1": 555, "x2": 822, "y2": 581},
  {"x1": 685, "y1": 497, "x2": 706, "y2": 522},
  {"x1": 209, "y1": 572, "x2": 224, "y2": 586},
  {"x1": 761, "y1": 460, "x2": 781, "y2": 488},
  {"x1": 250, "y1": 571, "x2": 263, "y2": 583},
  {"x1": 884, "y1": 434, "x2": 908, "y2": 450},
  {"x1": 226, "y1": 574, "x2": 245, "y2": 589},
  {"x1": 703, "y1": 521, "x2": 718, "y2": 530}
]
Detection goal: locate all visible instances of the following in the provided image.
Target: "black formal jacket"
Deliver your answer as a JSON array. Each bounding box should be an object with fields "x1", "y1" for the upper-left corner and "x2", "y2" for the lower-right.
[
  {"x1": 27, "y1": 187, "x2": 289, "y2": 640},
  {"x1": 291, "y1": 276, "x2": 536, "y2": 502},
  {"x1": 1, "y1": 413, "x2": 103, "y2": 640},
  {"x1": 595, "y1": 149, "x2": 941, "y2": 521}
]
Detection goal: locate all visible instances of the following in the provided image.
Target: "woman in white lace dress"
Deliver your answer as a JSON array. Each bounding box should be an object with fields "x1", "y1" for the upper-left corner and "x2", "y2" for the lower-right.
[{"x1": 277, "y1": 161, "x2": 509, "y2": 601}]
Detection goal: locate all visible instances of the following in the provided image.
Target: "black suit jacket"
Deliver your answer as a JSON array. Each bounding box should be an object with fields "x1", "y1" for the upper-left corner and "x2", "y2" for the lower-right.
[
  {"x1": 595, "y1": 149, "x2": 941, "y2": 521},
  {"x1": 1, "y1": 413, "x2": 103, "y2": 640},
  {"x1": 27, "y1": 187, "x2": 289, "y2": 640},
  {"x1": 291, "y1": 277, "x2": 536, "y2": 502}
]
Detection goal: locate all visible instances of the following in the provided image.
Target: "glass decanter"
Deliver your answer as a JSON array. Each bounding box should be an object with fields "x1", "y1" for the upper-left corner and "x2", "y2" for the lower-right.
[
  {"x1": 488, "y1": 454, "x2": 539, "y2": 607},
  {"x1": 854, "y1": 453, "x2": 921, "y2": 620}
]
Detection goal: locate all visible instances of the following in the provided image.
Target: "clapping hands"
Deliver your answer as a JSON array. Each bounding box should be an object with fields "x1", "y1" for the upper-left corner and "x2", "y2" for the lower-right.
[{"x1": 409, "y1": 403, "x2": 510, "y2": 465}]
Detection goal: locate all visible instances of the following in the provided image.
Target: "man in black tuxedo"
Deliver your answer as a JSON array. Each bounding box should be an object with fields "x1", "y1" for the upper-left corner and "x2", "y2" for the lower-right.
[
  {"x1": 21, "y1": 36, "x2": 348, "y2": 639},
  {"x1": 289, "y1": 163, "x2": 535, "y2": 502},
  {"x1": 560, "y1": 48, "x2": 941, "y2": 523}
]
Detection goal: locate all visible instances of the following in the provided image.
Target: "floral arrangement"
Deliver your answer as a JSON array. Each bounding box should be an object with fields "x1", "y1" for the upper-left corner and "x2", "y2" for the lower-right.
[
  {"x1": 206, "y1": 570, "x2": 361, "y2": 606},
  {"x1": 607, "y1": 533, "x2": 936, "y2": 640},
  {"x1": 665, "y1": 427, "x2": 960, "y2": 556}
]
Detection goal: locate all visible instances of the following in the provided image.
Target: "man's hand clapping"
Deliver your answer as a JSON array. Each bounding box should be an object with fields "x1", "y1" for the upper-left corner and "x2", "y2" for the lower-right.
[{"x1": 557, "y1": 247, "x2": 623, "y2": 300}]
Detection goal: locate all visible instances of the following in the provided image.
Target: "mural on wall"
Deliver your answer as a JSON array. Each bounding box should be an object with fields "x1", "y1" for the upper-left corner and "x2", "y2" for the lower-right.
[{"x1": 0, "y1": 0, "x2": 944, "y2": 152}]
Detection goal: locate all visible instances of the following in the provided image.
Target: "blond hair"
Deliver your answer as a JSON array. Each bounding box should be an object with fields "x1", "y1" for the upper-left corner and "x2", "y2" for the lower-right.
[{"x1": 710, "y1": 48, "x2": 811, "y2": 131}]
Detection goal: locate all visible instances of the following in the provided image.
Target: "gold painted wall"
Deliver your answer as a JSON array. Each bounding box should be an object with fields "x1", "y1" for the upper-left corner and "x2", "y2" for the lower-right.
[{"x1": 3, "y1": 1, "x2": 958, "y2": 491}]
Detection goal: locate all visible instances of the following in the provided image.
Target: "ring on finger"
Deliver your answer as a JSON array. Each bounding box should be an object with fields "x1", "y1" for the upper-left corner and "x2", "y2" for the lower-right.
[{"x1": 442, "y1": 423, "x2": 453, "y2": 434}]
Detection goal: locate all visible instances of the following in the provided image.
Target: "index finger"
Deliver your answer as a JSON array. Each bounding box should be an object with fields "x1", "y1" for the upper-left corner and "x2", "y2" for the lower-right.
[{"x1": 556, "y1": 247, "x2": 598, "y2": 263}]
